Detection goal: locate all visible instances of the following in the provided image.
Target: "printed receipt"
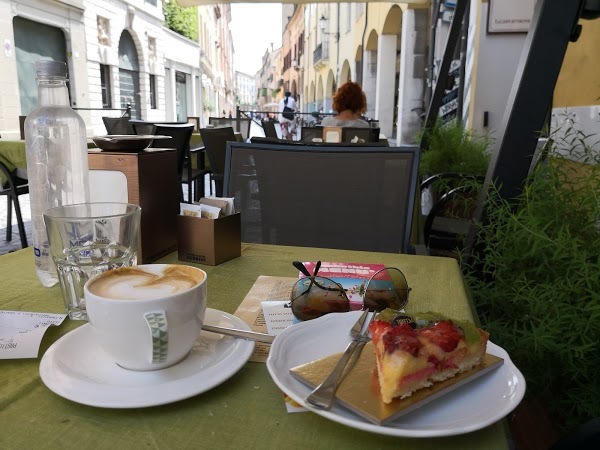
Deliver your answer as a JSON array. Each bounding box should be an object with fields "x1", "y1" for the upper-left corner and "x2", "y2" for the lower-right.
[{"x1": 0, "y1": 310, "x2": 67, "y2": 359}]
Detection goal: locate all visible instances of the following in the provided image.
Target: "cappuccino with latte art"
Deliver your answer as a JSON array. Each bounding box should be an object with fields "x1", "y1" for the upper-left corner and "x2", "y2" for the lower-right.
[
  {"x1": 88, "y1": 265, "x2": 205, "y2": 300},
  {"x1": 84, "y1": 264, "x2": 207, "y2": 371}
]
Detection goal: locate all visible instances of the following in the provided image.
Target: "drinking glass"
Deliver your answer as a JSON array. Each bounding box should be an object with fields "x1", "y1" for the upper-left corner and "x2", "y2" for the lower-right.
[{"x1": 43, "y1": 203, "x2": 141, "y2": 320}]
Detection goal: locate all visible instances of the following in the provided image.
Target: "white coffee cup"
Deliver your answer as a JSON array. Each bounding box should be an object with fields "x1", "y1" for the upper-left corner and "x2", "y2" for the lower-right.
[{"x1": 84, "y1": 264, "x2": 207, "y2": 371}]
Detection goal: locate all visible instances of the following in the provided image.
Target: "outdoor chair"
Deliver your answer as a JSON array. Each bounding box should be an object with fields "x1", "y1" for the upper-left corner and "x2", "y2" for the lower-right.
[
  {"x1": 19, "y1": 116, "x2": 26, "y2": 140},
  {"x1": 250, "y1": 136, "x2": 388, "y2": 148},
  {"x1": 224, "y1": 142, "x2": 420, "y2": 253},
  {"x1": 130, "y1": 119, "x2": 156, "y2": 135},
  {"x1": 102, "y1": 117, "x2": 134, "y2": 135},
  {"x1": 420, "y1": 173, "x2": 485, "y2": 256},
  {"x1": 342, "y1": 127, "x2": 380, "y2": 143},
  {"x1": 187, "y1": 117, "x2": 201, "y2": 132},
  {"x1": 149, "y1": 123, "x2": 195, "y2": 202},
  {"x1": 130, "y1": 120, "x2": 187, "y2": 135},
  {"x1": 0, "y1": 161, "x2": 29, "y2": 248},
  {"x1": 199, "y1": 126, "x2": 237, "y2": 197},
  {"x1": 300, "y1": 126, "x2": 324, "y2": 142},
  {"x1": 261, "y1": 120, "x2": 280, "y2": 139},
  {"x1": 208, "y1": 117, "x2": 252, "y2": 141}
]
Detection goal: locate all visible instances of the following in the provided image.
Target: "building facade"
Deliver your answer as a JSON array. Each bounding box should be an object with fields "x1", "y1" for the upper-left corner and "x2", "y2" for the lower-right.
[
  {"x1": 234, "y1": 70, "x2": 256, "y2": 112},
  {"x1": 0, "y1": 0, "x2": 233, "y2": 138}
]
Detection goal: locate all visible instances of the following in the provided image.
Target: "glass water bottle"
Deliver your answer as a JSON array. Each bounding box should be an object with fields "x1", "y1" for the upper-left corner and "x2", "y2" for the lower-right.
[{"x1": 24, "y1": 60, "x2": 90, "y2": 287}]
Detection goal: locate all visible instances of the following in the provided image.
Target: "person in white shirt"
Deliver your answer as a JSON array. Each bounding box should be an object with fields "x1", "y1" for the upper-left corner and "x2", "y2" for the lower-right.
[{"x1": 278, "y1": 91, "x2": 297, "y2": 139}]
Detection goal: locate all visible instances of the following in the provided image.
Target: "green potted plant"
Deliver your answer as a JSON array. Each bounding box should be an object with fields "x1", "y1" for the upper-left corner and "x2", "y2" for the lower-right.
[
  {"x1": 419, "y1": 119, "x2": 491, "y2": 177},
  {"x1": 462, "y1": 121, "x2": 600, "y2": 437},
  {"x1": 418, "y1": 120, "x2": 491, "y2": 254}
]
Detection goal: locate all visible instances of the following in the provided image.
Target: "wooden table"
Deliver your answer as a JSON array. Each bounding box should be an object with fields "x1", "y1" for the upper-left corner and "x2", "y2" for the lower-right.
[{"x1": 0, "y1": 244, "x2": 509, "y2": 449}]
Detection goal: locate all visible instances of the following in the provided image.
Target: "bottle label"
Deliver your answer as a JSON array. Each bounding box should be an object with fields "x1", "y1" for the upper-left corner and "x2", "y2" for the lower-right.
[{"x1": 33, "y1": 244, "x2": 52, "y2": 271}]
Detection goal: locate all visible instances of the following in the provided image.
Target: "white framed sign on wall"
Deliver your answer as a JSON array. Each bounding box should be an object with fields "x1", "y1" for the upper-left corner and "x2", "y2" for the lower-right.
[{"x1": 487, "y1": 0, "x2": 537, "y2": 34}]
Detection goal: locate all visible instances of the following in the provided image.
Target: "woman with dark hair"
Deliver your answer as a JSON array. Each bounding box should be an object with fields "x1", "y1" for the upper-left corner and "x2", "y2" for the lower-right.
[{"x1": 321, "y1": 82, "x2": 369, "y2": 128}]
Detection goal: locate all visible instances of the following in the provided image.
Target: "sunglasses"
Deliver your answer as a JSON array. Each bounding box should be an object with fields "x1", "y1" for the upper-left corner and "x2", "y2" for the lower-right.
[{"x1": 290, "y1": 261, "x2": 411, "y2": 321}]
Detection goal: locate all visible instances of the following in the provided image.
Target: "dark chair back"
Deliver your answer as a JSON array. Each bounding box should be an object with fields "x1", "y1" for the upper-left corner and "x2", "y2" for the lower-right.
[
  {"x1": 187, "y1": 117, "x2": 201, "y2": 132},
  {"x1": 208, "y1": 117, "x2": 252, "y2": 140},
  {"x1": 0, "y1": 161, "x2": 29, "y2": 248},
  {"x1": 150, "y1": 123, "x2": 194, "y2": 186},
  {"x1": 130, "y1": 120, "x2": 187, "y2": 135},
  {"x1": 19, "y1": 116, "x2": 26, "y2": 140},
  {"x1": 250, "y1": 136, "x2": 387, "y2": 148},
  {"x1": 261, "y1": 120, "x2": 279, "y2": 139},
  {"x1": 420, "y1": 173, "x2": 485, "y2": 254},
  {"x1": 224, "y1": 142, "x2": 420, "y2": 253},
  {"x1": 341, "y1": 127, "x2": 380, "y2": 143},
  {"x1": 199, "y1": 126, "x2": 237, "y2": 196},
  {"x1": 102, "y1": 117, "x2": 134, "y2": 135},
  {"x1": 300, "y1": 126, "x2": 324, "y2": 142}
]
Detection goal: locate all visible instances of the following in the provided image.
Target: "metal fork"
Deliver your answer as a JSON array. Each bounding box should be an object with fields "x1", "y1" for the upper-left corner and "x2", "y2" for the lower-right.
[{"x1": 305, "y1": 310, "x2": 375, "y2": 410}]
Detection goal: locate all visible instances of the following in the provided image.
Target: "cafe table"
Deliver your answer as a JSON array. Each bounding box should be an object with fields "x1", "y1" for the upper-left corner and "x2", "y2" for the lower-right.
[
  {"x1": 0, "y1": 140, "x2": 28, "y2": 185},
  {"x1": 0, "y1": 244, "x2": 509, "y2": 449},
  {"x1": 0, "y1": 140, "x2": 99, "y2": 186}
]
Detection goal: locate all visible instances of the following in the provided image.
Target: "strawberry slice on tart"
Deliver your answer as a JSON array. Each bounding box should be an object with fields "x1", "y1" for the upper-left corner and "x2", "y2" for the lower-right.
[{"x1": 369, "y1": 310, "x2": 489, "y2": 404}]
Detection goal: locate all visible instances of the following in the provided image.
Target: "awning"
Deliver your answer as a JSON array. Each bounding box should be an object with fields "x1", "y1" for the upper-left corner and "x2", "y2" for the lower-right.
[{"x1": 177, "y1": 1, "x2": 428, "y2": 6}]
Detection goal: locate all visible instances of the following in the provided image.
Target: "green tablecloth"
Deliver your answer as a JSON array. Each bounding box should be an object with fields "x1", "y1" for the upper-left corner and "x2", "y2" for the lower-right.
[
  {"x1": 0, "y1": 140, "x2": 98, "y2": 186},
  {"x1": 0, "y1": 245, "x2": 507, "y2": 450},
  {"x1": 0, "y1": 140, "x2": 28, "y2": 186}
]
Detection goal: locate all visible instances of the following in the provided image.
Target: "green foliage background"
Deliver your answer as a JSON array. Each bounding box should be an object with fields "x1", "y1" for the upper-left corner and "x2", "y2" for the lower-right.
[
  {"x1": 463, "y1": 120, "x2": 600, "y2": 432},
  {"x1": 163, "y1": 2, "x2": 198, "y2": 41}
]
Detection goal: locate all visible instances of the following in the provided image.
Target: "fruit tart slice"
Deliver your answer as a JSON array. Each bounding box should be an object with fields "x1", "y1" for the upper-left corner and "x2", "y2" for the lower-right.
[{"x1": 369, "y1": 310, "x2": 489, "y2": 404}]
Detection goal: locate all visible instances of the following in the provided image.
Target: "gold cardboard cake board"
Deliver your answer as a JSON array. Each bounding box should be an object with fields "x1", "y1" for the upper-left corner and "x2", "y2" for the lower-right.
[{"x1": 290, "y1": 342, "x2": 504, "y2": 425}]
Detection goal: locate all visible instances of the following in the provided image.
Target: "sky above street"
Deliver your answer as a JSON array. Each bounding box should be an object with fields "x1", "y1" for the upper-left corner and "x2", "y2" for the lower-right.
[{"x1": 230, "y1": 3, "x2": 282, "y2": 75}]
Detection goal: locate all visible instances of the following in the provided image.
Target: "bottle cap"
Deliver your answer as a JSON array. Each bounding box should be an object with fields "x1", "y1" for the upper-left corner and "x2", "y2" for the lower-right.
[{"x1": 35, "y1": 60, "x2": 68, "y2": 77}]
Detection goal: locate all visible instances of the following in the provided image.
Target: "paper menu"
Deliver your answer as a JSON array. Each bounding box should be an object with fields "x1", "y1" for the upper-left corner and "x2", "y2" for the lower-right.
[
  {"x1": 0, "y1": 311, "x2": 67, "y2": 359},
  {"x1": 261, "y1": 301, "x2": 295, "y2": 336},
  {"x1": 232, "y1": 276, "x2": 296, "y2": 363}
]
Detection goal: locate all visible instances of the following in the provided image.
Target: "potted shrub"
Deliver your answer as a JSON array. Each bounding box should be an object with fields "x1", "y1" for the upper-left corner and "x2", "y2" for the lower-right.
[
  {"x1": 418, "y1": 119, "x2": 491, "y2": 178},
  {"x1": 418, "y1": 120, "x2": 491, "y2": 254},
  {"x1": 462, "y1": 121, "x2": 600, "y2": 437}
]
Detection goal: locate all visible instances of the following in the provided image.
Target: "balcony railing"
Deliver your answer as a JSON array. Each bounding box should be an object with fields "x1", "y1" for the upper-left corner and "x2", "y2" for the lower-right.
[{"x1": 313, "y1": 43, "x2": 329, "y2": 66}]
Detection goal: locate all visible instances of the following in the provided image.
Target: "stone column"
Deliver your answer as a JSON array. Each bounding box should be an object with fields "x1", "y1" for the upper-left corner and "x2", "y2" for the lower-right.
[
  {"x1": 396, "y1": 8, "x2": 428, "y2": 145},
  {"x1": 375, "y1": 34, "x2": 397, "y2": 138},
  {"x1": 362, "y1": 50, "x2": 377, "y2": 120},
  {"x1": 165, "y1": 66, "x2": 176, "y2": 121}
]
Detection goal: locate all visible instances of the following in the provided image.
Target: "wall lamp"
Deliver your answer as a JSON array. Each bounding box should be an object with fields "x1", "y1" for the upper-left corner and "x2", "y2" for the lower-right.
[{"x1": 319, "y1": 16, "x2": 339, "y2": 42}]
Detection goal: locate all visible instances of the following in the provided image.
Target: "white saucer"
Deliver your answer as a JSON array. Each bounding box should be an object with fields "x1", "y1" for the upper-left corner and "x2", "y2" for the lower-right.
[
  {"x1": 267, "y1": 311, "x2": 526, "y2": 437},
  {"x1": 40, "y1": 308, "x2": 254, "y2": 408}
]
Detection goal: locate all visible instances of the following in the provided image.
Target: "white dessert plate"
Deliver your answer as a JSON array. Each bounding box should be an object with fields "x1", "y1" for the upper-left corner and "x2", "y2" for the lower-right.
[
  {"x1": 40, "y1": 308, "x2": 254, "y2": 408},
  {"x1": 266, "y1": 311, "x2": 526, "y2": 438}
]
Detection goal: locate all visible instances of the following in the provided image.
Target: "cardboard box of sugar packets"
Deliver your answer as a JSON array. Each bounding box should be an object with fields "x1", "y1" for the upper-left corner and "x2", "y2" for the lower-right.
[{"x1": 177, "y1": 200, "x2": 241, "y2": 266}]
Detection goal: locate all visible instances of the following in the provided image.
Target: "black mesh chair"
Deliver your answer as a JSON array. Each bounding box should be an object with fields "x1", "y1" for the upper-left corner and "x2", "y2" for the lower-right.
[
  {"x1": 130, "y1": 120, "x2": 187, "y2": 135},
  {"x1": 148, "y1": 123, "x2": 195, "y2": 201},
  {"x1": 261, "y1": 120, "x2": 279, "y2": 139},
  {"x1": 0, "y1": 161, "x2": 29, "y2": 248},
  {"x1": 129, "y1": 120, "x2": 156, "y2": 135},
  {"x1": 420, "y1": 173, "x2": 485, "y2": 255},
  {"x1": 250, "y1": 136, "x2": 388, "y2": 148},
  {"x1": 300, "y1": 126, "x2": 324, "y2": 142},
  {"x1": 199, "y1": 126, "x2": 237, "y2": 197},
  {"x1": 341, "y1": 127, "x2": 380, "y2": 143},
  {"x1": 19, "y1": 116, "x2": 27, "y2": 140},
  {"x1": 102, "y1": 117, "x2": 134, "y2": 135},
  {"x1": 224, "y1": 142, "x2": 420, "y2": 253},
  {"x1": 208, "y1": 117, "x2": 252, "y2": 141}
]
